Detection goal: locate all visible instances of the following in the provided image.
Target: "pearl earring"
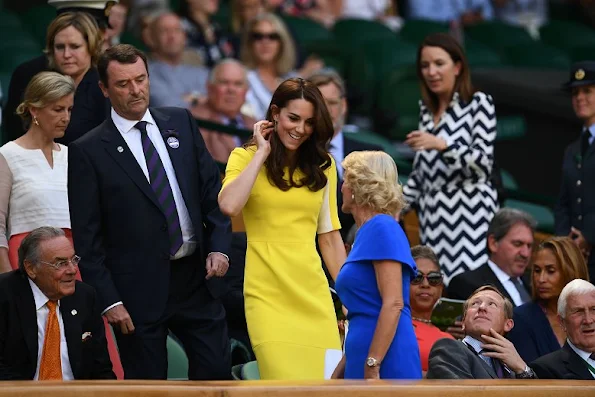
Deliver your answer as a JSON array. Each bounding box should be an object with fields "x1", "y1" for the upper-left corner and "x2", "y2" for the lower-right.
[
  {"x1": 34, "y1": 116, "x2": 39, "y2": 126},
  {"x1": 351, "y1": 194, "x2": 355, "y2": 200}
]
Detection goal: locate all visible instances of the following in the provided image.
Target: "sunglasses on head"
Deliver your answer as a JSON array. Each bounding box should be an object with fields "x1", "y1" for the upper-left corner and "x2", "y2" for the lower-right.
[
  {"x1": 411, "y1": 271, "x2": 443, "y2": 286},
  {"x1": 251, "y1": 32, "x2": 281, "y2": 41}
]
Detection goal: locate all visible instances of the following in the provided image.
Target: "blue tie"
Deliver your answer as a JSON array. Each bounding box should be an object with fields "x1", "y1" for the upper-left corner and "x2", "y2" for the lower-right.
[{"x1": 136, "y1": 121, "x2": 184, "y2": 256}]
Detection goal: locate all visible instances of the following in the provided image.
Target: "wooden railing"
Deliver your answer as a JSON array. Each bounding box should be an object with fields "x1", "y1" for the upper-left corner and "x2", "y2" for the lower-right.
[{"x1": 0, "y1": 380, "x2": 593, "y2": 397}]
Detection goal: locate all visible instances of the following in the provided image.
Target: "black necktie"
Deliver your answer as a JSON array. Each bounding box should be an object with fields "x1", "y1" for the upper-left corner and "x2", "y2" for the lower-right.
[
  {"x1": 581, "y1": 129, "x2": 592, "y2": 158},
  {"x1": 136, "y1": 121, "x2": 184, "y2": 256}
]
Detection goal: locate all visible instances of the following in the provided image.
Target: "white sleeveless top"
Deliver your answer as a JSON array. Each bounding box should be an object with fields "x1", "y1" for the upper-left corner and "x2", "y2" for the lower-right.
[{"x1": 0, "y1": 141, "x2": 70, "y2": 247}]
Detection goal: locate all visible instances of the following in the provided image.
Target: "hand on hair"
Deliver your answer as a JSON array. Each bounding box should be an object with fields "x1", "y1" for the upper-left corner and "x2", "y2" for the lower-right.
[
  {"x1": 569, "y1": 227, "x2": 592, "y2": 259},
  {"x1": 405, "y1": 131, "x2": 447, "y2": 152},
  {"x1": 253, "y1": 120, "x2": 274, "y2": 156}
]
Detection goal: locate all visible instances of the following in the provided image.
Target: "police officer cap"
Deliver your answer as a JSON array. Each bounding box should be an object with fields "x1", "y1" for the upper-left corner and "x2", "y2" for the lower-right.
[
  {"x1": 564, "y1": 61, "x2": 595, "y2": 90},
  {"x1": 48, "y1": 0, "x2": 119, "y2": 28}
]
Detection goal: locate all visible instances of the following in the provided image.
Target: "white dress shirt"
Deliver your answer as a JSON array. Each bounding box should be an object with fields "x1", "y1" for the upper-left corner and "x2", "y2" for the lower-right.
[
  {"x1": 28, "y1": 278, "x2": 74, "y2": 381},
  {"x1": 486, "y1": 260, "x2": 526, "y2": 306},
  {"x1": 567, "y1": 339, "x2": 595, "y2": 378},
  {"x1": 329, "y1": 131, "x2": 344, "y2": 180}
]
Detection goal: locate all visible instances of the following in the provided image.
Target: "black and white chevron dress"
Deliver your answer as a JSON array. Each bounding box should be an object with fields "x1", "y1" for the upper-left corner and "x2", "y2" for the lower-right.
[{"x1": 403, "y1": 91, "x2": 499, "y2": 283}]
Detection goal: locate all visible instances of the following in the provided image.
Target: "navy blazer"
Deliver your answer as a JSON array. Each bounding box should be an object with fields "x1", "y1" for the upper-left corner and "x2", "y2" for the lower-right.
[
  {"x1": 507, "y1": 301, "x2": 561, "y2": 363},
  {"x1": 0, "y1": 270, "x2": 115, "y2": 380},
  {"x1": 68, "y1": 107, "x2": 232, "y2": 325}
]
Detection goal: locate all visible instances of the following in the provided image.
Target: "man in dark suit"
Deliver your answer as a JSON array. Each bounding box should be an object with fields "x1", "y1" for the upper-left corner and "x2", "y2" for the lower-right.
[
  {"x1": 0, "y1": 227, "x2": 114, "y2": 380},
  {"x1": 447, "y1": 208, "x2": 535, "y2": 307},
  {"x1": 427, "y1": 285, "x2": 537, "y2": 379},
  {"x1": 68, "y1": 44, "x2": 232, "y2": 380},
  {"x1": 531, "y1": 279, "x2": 595, "y2": 379},
  {"x1": 307, "y1": 69, "x2": 383, "y2": 239},
  {"x1": 555, "y1": 61, "x2": 595, "y2": 282},
  {"x1": 2, "y1": 0, "x2": 118, "y2": 144}
]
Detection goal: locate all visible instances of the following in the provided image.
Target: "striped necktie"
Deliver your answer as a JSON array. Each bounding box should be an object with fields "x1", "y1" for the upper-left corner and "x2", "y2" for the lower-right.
[{"x1": 136, "y1": 121, "x2": 184, "y2": 256}]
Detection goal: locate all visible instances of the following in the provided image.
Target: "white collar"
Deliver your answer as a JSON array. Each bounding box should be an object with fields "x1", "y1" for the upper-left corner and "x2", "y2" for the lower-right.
[
  {"x1": 28, "y1": 278, "x2": 60, "y2": 311},
  {"x1": 111, "y1": 108, "x2": 156, "y2": 135},
  {"x1": 487, "y1": 259, "x2": 514, "y2": 284},
  {"x1": 586, "y1": 123, "x2": 595, "y2": 138},
  {"x1": 567, "y1": 339, "x2": 595, "y2": 363},
  {"x1": 462, "y1": 335, "x2": 483, "y2": 353},
  {"x1": 329, "y1": 130, "x2": 343, "y2": 149}
]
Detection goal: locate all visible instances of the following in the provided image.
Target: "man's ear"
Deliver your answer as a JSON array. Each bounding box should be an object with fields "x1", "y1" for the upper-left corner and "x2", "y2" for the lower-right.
[
  {"x1": 23, "y1": 260, "x2": 37, "y2": 280},
  {"x1": 98, "y1": 81, "x2": 109, "y2": 99},
  {"x1": 487, "y1": 234, "x2": 499, "y2": 255},
  {"x1": 503, "y1": 318, "x2": 514, "y2": 333}
]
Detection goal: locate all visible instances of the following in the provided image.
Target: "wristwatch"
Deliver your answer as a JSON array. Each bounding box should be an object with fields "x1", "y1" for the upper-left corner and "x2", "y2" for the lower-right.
[
  {"x1": 366, "y1": 357, "x2": 380, "y2": 368},
  {"x1": 515, "y1": 365, "x2": 536, "y2": 379}
]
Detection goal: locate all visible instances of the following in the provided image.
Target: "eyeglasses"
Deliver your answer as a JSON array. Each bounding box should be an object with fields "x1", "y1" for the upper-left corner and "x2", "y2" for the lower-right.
[
  {"x1": 250, "y1": 32, "x2": 281, "y2": 41},
  {"x1": 411, "y1": 271, "x2": 443, "y2": 286},
  {"x1": 39, "y1": 255, "x2": 81, "y2": 271}
]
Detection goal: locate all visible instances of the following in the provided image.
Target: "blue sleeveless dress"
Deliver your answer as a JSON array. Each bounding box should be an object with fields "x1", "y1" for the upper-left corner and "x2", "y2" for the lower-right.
[{"x1": 335, "y1": 214, "x2": 422, "y2": 379}]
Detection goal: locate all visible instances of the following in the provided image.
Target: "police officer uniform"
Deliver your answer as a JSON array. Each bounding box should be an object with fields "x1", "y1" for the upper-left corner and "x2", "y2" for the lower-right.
[
  {"x1": 1, "y1": 0, "x2": 117, "y2": 144},
  {"x1": 555, "y1": 61, "x2": 595, "y2": 280}
]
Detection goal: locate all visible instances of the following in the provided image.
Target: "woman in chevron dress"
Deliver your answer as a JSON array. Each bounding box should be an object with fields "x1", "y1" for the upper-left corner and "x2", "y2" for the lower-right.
[{"x1": 403, "y1": 33, "x2": 498, "y2": 283}]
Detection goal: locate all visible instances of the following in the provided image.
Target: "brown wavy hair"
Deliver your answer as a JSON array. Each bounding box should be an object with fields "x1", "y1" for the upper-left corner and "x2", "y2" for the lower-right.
[{"x1": 245, "y1": 77, "x2": 333, "y2": 191}]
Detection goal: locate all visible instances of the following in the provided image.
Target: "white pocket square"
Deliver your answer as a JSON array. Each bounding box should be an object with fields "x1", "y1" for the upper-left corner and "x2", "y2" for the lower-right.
[{"x1": 82, "y1": 332, "x2": 92, "y2": 342}]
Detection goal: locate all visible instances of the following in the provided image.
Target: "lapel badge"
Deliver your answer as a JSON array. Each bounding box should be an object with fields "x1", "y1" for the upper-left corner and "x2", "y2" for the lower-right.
[
  {"x1": 117, "y1": 146, "x2": 124, "y2": 153},
  {"x1": 167, "y1": 137, "x2": 180, "y2": 149},
  {"x1": 71, "y1": 309, "x2": 77, "y2": 316},
  {"x1": 575, "y1": 69, "x2": 585, "y2": 81}
]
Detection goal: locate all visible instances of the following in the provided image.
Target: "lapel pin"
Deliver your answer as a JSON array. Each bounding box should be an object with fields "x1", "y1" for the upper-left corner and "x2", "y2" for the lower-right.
[
  {"x1": 71, "y1": 309, "x2": 77, "y2": 316},
  {"x1": 167, "y1": 137, "x2": 180, "y2": 149},
  {"x1": 117, "y1": 146, "x2": 124, "y2": 153}
]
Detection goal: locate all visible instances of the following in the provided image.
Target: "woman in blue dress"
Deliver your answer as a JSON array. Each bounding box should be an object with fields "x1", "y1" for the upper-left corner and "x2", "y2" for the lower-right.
[{"x1": 333, "y1": 151, "x2": 422, "y2": 379}]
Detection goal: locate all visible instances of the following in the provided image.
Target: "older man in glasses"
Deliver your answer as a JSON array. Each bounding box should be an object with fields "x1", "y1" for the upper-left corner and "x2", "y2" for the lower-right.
[{"x1": 0, "y1": 227, "x2": 114, "y2": 380}]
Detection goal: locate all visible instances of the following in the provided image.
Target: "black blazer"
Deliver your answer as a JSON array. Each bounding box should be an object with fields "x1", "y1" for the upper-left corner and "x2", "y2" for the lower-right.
[
  {"x1": 531, "y1": 342, "x2": 594, "y2": 380},
  {"x1": 427, "y1": 338, "x2": 512, "y2": 379},
  {"x1": 0, "y1": 270, "x2": 115, "y2": 380},
  {"x1": 446, "y1": 263, "x2": 531, "y2": 305},
  {"x1": 68, "y1": 107, "x2": 232, "y2": 325}
]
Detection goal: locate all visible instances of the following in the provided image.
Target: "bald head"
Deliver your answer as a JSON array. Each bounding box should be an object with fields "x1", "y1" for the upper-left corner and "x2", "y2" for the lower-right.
[
  {"x1": 207, "y1": 59, "x2": 249, "y2": 117},
  {"x1": 151, "y1": 12, "x2": 186, "y2": 61}
]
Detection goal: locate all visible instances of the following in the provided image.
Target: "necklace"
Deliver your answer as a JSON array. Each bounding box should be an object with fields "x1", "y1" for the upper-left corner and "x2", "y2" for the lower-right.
[{"x1": 412, "y1": 316, "x2": 432, "y2": 324}]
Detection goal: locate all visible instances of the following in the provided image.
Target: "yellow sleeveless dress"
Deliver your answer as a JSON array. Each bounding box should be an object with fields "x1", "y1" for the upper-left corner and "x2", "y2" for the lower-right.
[{"x1": 222, "y1": 147, "x2": 342, "y2": 379}]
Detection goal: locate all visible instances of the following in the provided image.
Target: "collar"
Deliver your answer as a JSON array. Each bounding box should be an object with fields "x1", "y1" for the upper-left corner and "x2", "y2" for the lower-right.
[
  {"x1": 329, "y1": 130, "x2": 343, "y2": 150},
  {"x1": 462, "y1": 335, "x2": 483, "y2": 354},
  {"x1": 28, "y1": 278, "x2": 60, "y2": 311},
  {"x1": 567, "y1": 339, "x2": 595, "y2": 363},
  {"x1": 487, "y1": 259, "x2": 513, "y2": 284},
  {"x1": 584, "y1": 124, "x2": 595, "y2": 138},
  {"x1": 111, "y1": 108, "x2": 156, "y2": 135}
]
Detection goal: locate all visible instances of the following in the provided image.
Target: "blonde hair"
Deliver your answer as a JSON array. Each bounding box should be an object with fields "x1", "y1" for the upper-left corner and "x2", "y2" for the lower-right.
[
  {"x1": 45, "y1": 12, "x2": 103, "y2": 70},
  {"x1": 16, "y1": 71, "x2": 75, "y2": 128},
  {"x1": 240, "y1": 12, "x2": 296, "y2": 76},
  {"x1": 342, "y1": 151, "x2": 406, "y2": 216},
  {"x1": 531, "y1": 236, "x2": 590, "y2": 301}
]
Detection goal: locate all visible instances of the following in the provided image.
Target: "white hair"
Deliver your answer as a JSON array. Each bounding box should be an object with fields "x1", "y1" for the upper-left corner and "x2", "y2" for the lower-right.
[
  {"x1": 208, "y1": 58, "x2": 248, "y2": 85},
  {"x1": 557, "y1": 279, "x2": 595, "y2": 318}
]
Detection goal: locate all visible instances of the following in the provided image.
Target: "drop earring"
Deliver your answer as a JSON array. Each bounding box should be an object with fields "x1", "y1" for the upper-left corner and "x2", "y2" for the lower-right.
[
  {"x1": 274, "y1": 119, "x2": 278, "y2": 133},
  {"x1": 34, "y1": 116, "x2": 39, "y2": 126}
]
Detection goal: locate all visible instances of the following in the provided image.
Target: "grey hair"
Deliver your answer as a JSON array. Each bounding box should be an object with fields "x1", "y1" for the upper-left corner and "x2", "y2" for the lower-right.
[
  {"x1": 208, "y1": 58, "x2": 248, "y2": 85},
  {"x1": 558, "y1": 279, "x2": 595, "y2": 318},
  {"x1": 18, "y1": 227, "x2": 66, "y2": 273},
  {"x1": 486, "y1": 208, "x2": 536, "y2": 254}
]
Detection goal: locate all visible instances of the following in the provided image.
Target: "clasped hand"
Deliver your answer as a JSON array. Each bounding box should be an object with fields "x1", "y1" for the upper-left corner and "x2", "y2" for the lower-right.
[{"x1": 405, "y1": 130, "x2": 447, "y2": 152}]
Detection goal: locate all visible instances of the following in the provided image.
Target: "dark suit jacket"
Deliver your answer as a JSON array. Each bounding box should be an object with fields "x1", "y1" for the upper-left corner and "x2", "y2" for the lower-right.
[
  {"x1": 337, "y1": 134, "x2": 383, "y2": 238},
  {"x1": 68, "y1": 107, "x2": 232, "y2": 325},
  {"x1": 427, "y1": 338, "x2": 511, "y2": 379},
  {"x1": 2, "y1": 55, "x2": 48, "y2": 143},
  {"x1": 507, "y1": 301, "x2": 562, "y2": 364},
  {"x1": 531, "y1": 342, "x2": 594, "y2": 380},
  {"x1": 446, "y1": 263, "x2": 531, "y2": 305},
  {"x1": 554, "y1": 135, "x2": 595, "y2": 275},
  {"x1": 0, "y1": 270, "x2": 115, "y2": 380}
]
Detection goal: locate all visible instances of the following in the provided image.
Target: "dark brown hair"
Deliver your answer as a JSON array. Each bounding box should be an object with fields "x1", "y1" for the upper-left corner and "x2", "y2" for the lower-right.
[
  {"x1": 245, "y1": 78, "x2": 333, "y2": 191},
  {"x1": 416, "y1": 33, "x2": 475, "y2": 114},
  {"x1": 531, "y1": 236, "x2": 590, "y2": 301},
  {"x1": 97, "y1": 44, "x2": 149, "y2": 86},
  {"x1": 463, "y1": 285, "x2": 514, "y2": 320}
]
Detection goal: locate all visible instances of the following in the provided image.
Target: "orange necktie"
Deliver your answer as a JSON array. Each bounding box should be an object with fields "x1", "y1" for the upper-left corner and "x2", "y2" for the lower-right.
[{"x1": 38, "y1": 300, "x2": 63, "y2": 380}]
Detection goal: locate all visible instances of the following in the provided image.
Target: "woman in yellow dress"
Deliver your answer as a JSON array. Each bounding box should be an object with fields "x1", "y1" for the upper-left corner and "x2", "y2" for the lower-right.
[{"x1": 219, "y1": 78, "x2": 346, "y2": 379}]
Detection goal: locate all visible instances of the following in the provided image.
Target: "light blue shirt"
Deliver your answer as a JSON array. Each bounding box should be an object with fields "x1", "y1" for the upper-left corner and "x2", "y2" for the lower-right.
[
  {"x1": 585, "y1": 124, "x2": 595, "y2": 146},
  {"x1": 407, "y1": 0, "x2": 494, "y2": 22},
  {"x1": 148, "y1": 60, "x2": 209, "y2": 108},
  {"x1": 329, "y1": 130, "x2": 344, "y2": 180}
]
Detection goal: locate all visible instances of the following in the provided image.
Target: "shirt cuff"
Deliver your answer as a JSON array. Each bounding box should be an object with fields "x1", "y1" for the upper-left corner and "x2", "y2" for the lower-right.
[
  {"x1": 102, "y1": 301, "x2": 123, "y2": 315},
  {"x1": 208, "y1": 252, "x2": 229, "y2": 262}
]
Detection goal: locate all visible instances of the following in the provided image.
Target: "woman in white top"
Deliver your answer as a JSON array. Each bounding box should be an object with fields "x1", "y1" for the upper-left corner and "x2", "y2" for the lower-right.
[
  {"x1": 0, "y1": 72, "x2": 75, "y2": 272},
  {"x1": 240, "y1": 12, "x2": 323, "y2": 120}
]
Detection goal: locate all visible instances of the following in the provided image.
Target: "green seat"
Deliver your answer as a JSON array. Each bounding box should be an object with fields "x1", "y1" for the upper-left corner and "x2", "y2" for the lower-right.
[
  {"x1": 230, "y1": 338, "x2": 252, "y2": 365},
  {"x1": 240, "y1": 360, "x2": 260, "y2": 380},
  {"x1": 500, "y1": 169, "x2": 519, "y2": 190},
  {"x1": 19, "y1": 5, "x2": 55, "y2": 47},
  {"x1": 333, "y1": 18, "x2": 396, "y2": 48},
  {"x1": 211, "y1": 0, "x2": 231, "y2": 30},
  {"x1": 167, "y1": 335, "x2": 189, "y2": 380},
  {"x1": 363, "y1": 37, "x2": 417, "y2": 89},
  {"x1": 504, "y1": 199, "x2": 555, "y2": 234},
  {"x1": 465, "y1": 21, "x2": 534, "y2": 52},
  {"x1": 231, "y1": 364, "x2": 242, "y2": 380},
  {"x1": 504, "y1": 43, "x2": 571, "y2": 70},
  {"x1": 0, "y1": 52, "x2": 41, "y2": 74},
  {"x1": 465, "y1": 39, "x2": 504, "y2": 68},
  {"x1": 399, "y1": 19, "x2": 449, "y2": 45},
  {"x1": 375, "y1": 78, "x2": 420, "y2": 141},
  {"x1": 120, "y1": 31, "x2": 149, "y2": 53},
  {"x1": 342, "y1": 48, "x2": 375, "y2": 116},
  {"x1": 0, "y1": 10, "x2": 23, "y2": 29},
  {"x1": 282, "y1": 15, "x2": 332, "y2": 48},
  {"x1": 569, "y1": 46, "x2": 595, "y2": 63},
  {"x1": 540, "y1": 19, "x2": 595, "y2": 54},
  {"x1": 496, "y1": 115, "x2": 526, "y2": 141}
]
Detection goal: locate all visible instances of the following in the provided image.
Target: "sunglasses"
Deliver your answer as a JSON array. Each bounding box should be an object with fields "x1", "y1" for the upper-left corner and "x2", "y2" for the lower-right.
[
  {"x1": 251, "y1": 32, "x2": 281, "y2": 41},
  {"x1": 411, "y1": 271, "x2": 443, "y2": 286}
]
